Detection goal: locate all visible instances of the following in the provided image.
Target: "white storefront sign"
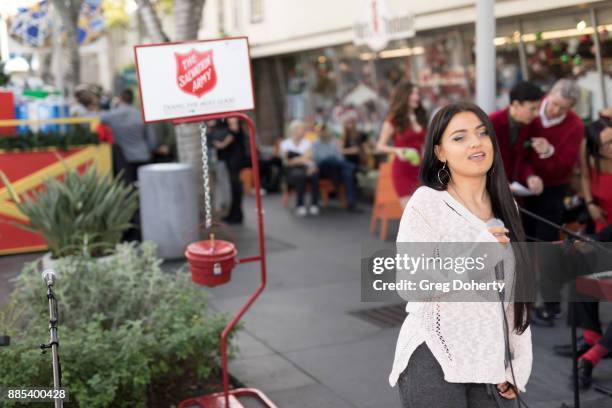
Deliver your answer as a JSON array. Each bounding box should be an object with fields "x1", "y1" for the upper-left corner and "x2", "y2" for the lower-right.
[
  {"x1": 353, "y1": 0, "x2": 415, "y2": 51},
  {"x1": 134, "y1": 37, "x2": 255, "y2": 123}
]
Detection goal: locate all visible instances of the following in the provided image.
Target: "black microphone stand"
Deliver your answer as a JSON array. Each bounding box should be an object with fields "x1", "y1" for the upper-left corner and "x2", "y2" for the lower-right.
[
  {"x1": 40, "y1": 271, "x2": 63, "y2": 408},
  {"x1": 519, "y1": 207, "x2": 592, "y2": 243},
  {"x1": 518, "y1": 206, "x2": 612, "y2": 408}
]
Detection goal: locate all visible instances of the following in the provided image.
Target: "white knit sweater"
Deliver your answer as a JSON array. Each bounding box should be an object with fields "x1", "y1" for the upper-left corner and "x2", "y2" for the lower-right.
[{"x1": 389, "y1": 186, "x2": 532, "y2": 392}]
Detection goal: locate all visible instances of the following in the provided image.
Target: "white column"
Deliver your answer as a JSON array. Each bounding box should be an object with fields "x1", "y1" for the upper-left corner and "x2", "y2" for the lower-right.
[{"x1": 475, "y1": 0, "x2": 496, "y2": 112}]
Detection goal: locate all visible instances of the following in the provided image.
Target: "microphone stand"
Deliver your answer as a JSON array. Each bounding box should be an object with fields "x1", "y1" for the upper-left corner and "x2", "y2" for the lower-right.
[
  {"x1": 519, "y1": 207, "x2": 592, "y2": 243},
  {"x1": 518, "y1": 206, "x2": 610, "y2": 408},
  {"x1": 40, "y1": 271, "x2": 63, "y2": 408}
]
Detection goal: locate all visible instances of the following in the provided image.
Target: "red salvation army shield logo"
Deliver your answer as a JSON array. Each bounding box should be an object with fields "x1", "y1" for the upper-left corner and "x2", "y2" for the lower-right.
[{"x1": 175, "y1": 49, "x2": 218, "y2": 98}]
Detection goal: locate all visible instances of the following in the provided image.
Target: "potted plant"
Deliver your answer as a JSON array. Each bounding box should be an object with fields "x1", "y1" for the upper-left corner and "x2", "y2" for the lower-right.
[{"x1": 0, "y1": 166, "x2": 138, "y2": 262}]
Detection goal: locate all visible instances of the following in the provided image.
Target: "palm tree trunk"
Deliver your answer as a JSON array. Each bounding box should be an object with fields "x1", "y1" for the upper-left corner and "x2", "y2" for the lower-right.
[
  {"x1": 51, "y1": 0, "x2": 83, "y2": 96},
  {"x1": 173, "y1": 0, "x2": 205, "y2": 41},
  {"x1": 172, "y1": 0, "x2": 208, "y2": 223},
  {"x1": 190, "y1": 0, "x2": 206, "y2": 38},
  {"x1": 135, "y1": 0, "x2": 168, "y2": 42}
]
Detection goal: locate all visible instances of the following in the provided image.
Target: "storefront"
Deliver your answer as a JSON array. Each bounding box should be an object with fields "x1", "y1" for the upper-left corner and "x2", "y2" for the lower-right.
[{"x1": 253, "y1": 3, "x2": 612, "y2": 144}]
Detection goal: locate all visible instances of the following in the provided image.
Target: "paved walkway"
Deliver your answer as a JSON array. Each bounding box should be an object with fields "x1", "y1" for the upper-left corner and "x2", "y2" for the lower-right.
[{"x1": 1, "y1": 193, "x2": 611, "y2": 407}]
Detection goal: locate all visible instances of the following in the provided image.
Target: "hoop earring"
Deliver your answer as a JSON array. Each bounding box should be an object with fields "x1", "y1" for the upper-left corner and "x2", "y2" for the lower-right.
[{"x1": 437, "y1": 161, "x2": 450, "y2": 185}]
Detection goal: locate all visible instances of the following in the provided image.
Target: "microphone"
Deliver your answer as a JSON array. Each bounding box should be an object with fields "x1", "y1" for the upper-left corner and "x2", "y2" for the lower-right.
[
  {"x1": 42, "y1": 269, "x2": 57, "y2": 287},
  {"x1": 486, "y1": 217, "x2": 505, "y2": 229}
]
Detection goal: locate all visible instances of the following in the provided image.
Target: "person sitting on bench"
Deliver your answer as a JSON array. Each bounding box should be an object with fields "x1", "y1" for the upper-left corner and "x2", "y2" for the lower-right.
[
  {"x1": 280, "y1": 120, "x2": 320, "y2": 217},
  {"x1": 312, "y1": 123, "x2": 359, "y2": 212}
]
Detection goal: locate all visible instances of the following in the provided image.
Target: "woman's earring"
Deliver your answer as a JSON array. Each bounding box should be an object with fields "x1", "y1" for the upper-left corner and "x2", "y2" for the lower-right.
[{"x1": 437, "y1": 161, "x2": 450, "y2": 185}]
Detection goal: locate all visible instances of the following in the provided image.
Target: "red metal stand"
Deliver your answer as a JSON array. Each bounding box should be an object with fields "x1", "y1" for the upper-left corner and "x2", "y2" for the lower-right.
[{"x1": 174, "y1": 112, "x2": 276, "y2": 408}]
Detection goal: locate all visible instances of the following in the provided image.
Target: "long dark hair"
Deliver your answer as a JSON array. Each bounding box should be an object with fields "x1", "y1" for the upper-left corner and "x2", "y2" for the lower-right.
[
  {"x1": 387, "y1": 81, "x2": 428, "y2": 132},
  {"x1": 585, "y1": 117, "x2": 610, "y2": 176},
  {"x1": 419, "y1": 102, "x2": 532, "y2": 333}
]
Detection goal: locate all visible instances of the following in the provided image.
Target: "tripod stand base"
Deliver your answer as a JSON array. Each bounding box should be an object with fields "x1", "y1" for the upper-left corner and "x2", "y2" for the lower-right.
[{"x1": 177, "y1": 388, "x2": 277, "y2": 408}]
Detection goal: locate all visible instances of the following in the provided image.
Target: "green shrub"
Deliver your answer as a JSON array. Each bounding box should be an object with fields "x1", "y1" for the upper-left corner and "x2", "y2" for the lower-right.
[
  {"x1": 0, "y1": 166, "x2": 138, "y2": 258},
  {"x1": 0, "y1": 242, "x2": 237, "y2": 407}
]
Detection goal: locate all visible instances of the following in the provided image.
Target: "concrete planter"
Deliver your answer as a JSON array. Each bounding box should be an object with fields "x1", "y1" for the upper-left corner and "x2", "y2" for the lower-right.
[{"x1": 138, "y1": 163, "x2": 199, "y2": 260}]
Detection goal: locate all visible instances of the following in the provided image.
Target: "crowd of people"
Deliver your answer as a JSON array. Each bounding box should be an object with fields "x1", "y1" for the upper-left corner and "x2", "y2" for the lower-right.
[{"x1": 276, "y1": 78, "x2": 612, "y2": 242}]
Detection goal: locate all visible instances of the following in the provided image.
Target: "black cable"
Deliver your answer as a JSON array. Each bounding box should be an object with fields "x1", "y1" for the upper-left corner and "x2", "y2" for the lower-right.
[
  {"x1": 494, "y1": 258, "x2": 530, "y2": 408},
  {"x1": 500, "y1": 300, "x2": 531, "y2": 408}
]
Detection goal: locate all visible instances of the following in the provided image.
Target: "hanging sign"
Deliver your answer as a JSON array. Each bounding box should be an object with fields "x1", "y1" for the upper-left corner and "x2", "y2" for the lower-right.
[
  {"x1": 134, "y1": 37, "x2": 255, "y2": 123},
  {"x1": 353, "y1": 0, "x2": 415, "y2": 51}
]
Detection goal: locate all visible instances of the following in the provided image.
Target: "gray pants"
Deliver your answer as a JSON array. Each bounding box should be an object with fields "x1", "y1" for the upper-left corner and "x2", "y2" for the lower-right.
[{"x1": 398, "y1": 343, "x2": 518, "y2": 408}]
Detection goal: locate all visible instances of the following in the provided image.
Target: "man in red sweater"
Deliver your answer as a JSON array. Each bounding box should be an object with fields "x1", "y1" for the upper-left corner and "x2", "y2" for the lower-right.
[
  {"x1": 521, "y1": 79, "x2": 585, "y2": 326},
  {"x1": 489, "y1": 81, "x2": 543, "y2": 191}
]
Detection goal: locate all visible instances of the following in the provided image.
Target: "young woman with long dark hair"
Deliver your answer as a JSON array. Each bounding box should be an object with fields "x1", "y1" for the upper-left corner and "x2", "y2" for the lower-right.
[
  {"x1": 376, "y1": 82, "x2": 428, "y2": 208},
  {"x1": 390, "y1": 102, "x2": 533, "y2": 408}
]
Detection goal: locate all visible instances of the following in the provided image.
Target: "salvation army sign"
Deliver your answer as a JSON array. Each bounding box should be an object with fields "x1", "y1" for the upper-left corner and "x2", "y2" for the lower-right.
[
  {"x1": 134, "y1": 37, "x2": 254, "y2": 123},
  {"x1": 175, "y1": 49, "x2": 218, "y2": 98}
]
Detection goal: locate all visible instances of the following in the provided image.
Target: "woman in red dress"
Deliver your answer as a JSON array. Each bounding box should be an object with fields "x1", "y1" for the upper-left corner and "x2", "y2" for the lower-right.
[
  {"x1": 376, "y1": 82, "x2": 428, "y2": 208},
  {"x1": 580, "y1": 114, "x2": 612, "y2": 233}
]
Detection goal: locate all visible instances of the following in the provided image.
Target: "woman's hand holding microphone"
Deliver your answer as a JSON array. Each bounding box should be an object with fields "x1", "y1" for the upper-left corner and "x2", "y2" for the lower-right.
[{"x1": 486, "y1": 218, "x2": 510, "y2": 246}]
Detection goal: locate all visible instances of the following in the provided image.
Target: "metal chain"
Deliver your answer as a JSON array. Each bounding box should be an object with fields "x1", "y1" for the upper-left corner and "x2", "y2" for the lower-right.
[{"x1": 199, "y1": 122, "x2": 212, "y2": 230}]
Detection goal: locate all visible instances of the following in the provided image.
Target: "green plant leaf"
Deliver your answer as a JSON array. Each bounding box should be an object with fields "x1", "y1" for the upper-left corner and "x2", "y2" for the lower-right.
[
  {"x1": 0, "y1": 170, "x2": 21, "y2": 204},
  {"x1": 5, "y1": 165, "x2": 138, "y2": 258}
]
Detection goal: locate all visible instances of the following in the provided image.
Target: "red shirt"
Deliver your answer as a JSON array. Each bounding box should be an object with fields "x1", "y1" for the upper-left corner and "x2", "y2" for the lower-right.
[
  {"x1": 591, "y1": 171, "x2": 612, "y2": 233},
  {"x1": 391, "y1": 124, "x2": 426, "y2": 197},
  {"x1": 517, "y1": 110, "x2": 584, "y2": 187},
  {"x1": 489, "y1": 107, "x2": 531, "y2": 182}
]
